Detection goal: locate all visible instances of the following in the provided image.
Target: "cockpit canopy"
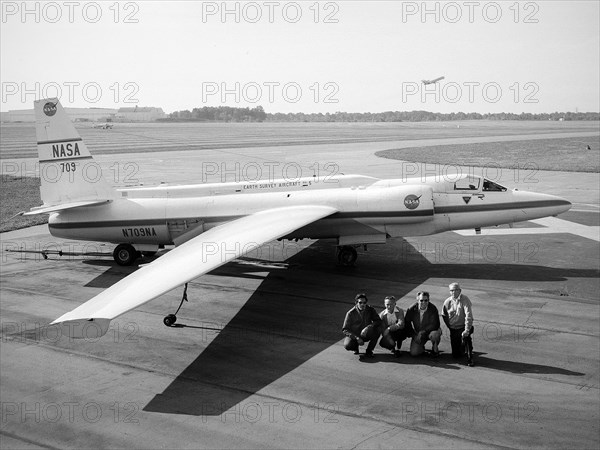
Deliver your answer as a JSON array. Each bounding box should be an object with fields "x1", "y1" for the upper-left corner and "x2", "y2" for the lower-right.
[
  {"x1": 482, "y1": 179, "x2": 507, "y2": 192},
  {"x1": 453, "y1": 175, "x2": 481, "y2": 190},
  {"x1": 424, "y1": 174, "x2": 508, "y2": 193},
  {"x1": 412, "y1": 174, "x2": 509, "y2": 193},
  {"x1": 451, "y1": 175, "x2": 507, "y2": 191}
]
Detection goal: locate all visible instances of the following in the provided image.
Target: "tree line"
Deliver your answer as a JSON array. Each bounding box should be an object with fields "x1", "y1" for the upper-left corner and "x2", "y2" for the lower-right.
[
  {"x1": 163, "y1": 106, "x2": 267, "y2": 122},
  {"x1": 163, "y1": 107, "x2": 599, "y2": 122}
]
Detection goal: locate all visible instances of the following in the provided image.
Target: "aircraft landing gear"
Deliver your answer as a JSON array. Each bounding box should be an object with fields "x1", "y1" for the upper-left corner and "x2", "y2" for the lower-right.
[
  {"x1": 163, "y1": 283, "x2": 188, "y2": 327},
  {"x1": 113, "y1": 244, "x2": 140, "y2": 266},
  {"x1": 163, "y1": 314, "x2": 177, "y2": 327},
  {"x1": 337, "y1": 245, "x2": 358, "y2": 266}
]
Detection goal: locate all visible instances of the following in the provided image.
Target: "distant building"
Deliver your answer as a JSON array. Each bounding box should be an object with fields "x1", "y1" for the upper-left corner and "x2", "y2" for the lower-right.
[
  {"x1": 3, "y1": 108, "x2": 35, "y2": 122},
  {"x1": 1, "y1": 105, "x2": 165, "y2": 122},
  {"x1": 115, "y1": 106, "x2": 166, "y2": 122},
  {"x1": 2, "y1": 107, "x2": 117, "y2": 123}
]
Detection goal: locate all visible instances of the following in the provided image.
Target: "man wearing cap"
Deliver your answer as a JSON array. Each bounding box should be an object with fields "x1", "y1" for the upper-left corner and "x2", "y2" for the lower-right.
[
  {"x1": 342, "y1": 293, "x2": 382, "y2": 357},
  {"x1": 442, "y1": 282, "x2": 474, "y2": 366},
  {"x1": 378, "y1": 295, "x2": 407, "y2": 357},
  {"x1": 404, "y1": 291, "x2": 442, "y2": 356}
]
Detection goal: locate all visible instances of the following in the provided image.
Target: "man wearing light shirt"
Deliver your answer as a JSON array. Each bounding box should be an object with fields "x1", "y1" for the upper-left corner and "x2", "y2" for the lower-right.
[
  {"x1": 442, "y1": 282, "x2": 474, "y2": 366},
  {"x1": 378, "y1": 296, "x2": 407, "y2": 357}
]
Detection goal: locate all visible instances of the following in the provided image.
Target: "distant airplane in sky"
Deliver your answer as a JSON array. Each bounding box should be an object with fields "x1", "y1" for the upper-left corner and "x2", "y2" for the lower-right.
[
  {"x1": 26, "y1": 98, "x2": 571, "y2": 339},
  {"x1": 422, "y1": 76, "x2": 445, "y2": 85}
]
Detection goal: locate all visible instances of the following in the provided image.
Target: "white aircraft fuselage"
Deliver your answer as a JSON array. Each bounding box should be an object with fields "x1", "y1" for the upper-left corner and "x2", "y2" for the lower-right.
[{"x1": 48, "y1": 173, "x2": 570, "y2": 249}]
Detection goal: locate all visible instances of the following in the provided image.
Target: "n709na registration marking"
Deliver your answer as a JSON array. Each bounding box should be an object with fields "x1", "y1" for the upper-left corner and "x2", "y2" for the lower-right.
[{"x1": 122, "y1": 227, "x2": 158, "y2": 237}]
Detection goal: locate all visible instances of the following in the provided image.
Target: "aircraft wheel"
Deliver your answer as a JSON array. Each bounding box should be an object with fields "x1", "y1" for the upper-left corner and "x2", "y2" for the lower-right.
[
  {"x1": 338, "y1": 246, "x2": 358, "y2": 266},
  {"x1": 113, "y1": 244, "x2": 139, "y2": 266},
  {"x1": 163, "y1": 314, "x2": 177, "y2": 327}
]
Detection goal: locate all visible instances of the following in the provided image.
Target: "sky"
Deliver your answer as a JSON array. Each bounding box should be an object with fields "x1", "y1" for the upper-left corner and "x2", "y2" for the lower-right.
[{"x1": 1, "y1": 1, "x2": 599, "y2": 114}]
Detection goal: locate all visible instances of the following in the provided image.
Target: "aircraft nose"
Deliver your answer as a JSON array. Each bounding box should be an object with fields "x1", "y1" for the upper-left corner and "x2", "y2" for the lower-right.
[
  {"x1": 537, "y1": 191, "x2": 572, "y2": 215},
  {"x1": 554, "y1": 196, "x2": 572, "y2": 215},
  {"x1": 512, "y1": 190, "x2": 572, "y2": 222},
  {"x1": 536, "y1": 192, "x2": 572, "y2": 216}
]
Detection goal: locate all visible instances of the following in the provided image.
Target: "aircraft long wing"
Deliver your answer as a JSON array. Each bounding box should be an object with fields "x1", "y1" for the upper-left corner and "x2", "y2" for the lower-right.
[{"x1": 51, "y1": 205, "x2": 337, "y2": 338}]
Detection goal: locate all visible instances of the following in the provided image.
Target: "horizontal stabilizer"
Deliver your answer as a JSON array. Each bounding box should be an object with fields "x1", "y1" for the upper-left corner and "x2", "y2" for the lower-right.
[{"x1": 23, "y1": 200, "x2": 112, "y2": 215}]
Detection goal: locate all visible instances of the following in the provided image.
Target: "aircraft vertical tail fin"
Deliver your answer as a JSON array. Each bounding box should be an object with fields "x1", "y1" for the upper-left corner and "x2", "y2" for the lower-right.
[{"x1": 34, "y1": 98, "x2": 116, "y2": 207}]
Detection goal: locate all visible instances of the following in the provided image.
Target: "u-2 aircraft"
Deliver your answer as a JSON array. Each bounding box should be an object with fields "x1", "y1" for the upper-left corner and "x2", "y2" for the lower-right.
[
  {"x1": 422, "y1": 76, "x2": 445, "y2": 85},
  {"x1": 27, "y1": 98, "x2": 571, "y2": 338}
]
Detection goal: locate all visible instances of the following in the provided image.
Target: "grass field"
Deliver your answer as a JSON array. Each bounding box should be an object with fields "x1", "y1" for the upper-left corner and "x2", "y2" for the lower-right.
[
  {"x1": 376, "y1": 137, "x2": 600, "y2": 173},
  {"x1": 0, "y1": 175, "x2": 46, "y2": 232},
  {"x1": 1, "y1": 120, "x2": 598, "y2": 159}
]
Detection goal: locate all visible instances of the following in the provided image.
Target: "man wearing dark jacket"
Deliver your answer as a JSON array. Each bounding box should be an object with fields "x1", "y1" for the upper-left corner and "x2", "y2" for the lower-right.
[
  {"x1": 342, "y1": 293, "x2": 382, "y2": 357},
  {"x1": 404, "y1": 291, "x2": 442, "y2": 356}
]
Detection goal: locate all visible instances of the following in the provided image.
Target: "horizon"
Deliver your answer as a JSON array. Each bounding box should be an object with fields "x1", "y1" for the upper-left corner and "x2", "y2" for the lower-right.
[{"x1": 1, "y1": 104, "x2": 598, "y2": 116}]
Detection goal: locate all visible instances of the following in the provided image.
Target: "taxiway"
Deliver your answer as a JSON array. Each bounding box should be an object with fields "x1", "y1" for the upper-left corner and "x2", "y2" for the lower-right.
[{"x1": 1, "y1": 133, "x2": 598, "y2": 449}]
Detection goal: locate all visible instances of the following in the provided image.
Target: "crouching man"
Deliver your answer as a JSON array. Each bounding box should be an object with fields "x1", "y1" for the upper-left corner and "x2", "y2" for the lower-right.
[
  {"x1": 404, "y1": 291, "x2": 442, "y2": 356},
  {"x1": 378, "y1": 295, "x2": 408, "y2": 357},
  {"x1": 342, "y1": 293, "x2": 382, "y2": 358},
  {"x1": 442, "y1": 282, "x2": 475, "y2": 366}
]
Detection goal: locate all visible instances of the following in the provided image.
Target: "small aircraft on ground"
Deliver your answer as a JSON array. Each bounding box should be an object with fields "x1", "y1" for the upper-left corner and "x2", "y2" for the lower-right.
[
  {"x1": 25, "y1": 98, "x2": 571, "y2": 338},
  {"x1": 92, "y1": 122, "x2": 113, "y2": 129},
  {"x1": 422, "y1": 76, "x2": 445, "y2": 85}
]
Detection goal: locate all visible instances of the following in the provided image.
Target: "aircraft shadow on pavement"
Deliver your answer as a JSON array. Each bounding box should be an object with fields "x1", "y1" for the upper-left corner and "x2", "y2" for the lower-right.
[
  {"x1": 143, "y1": 238, "x2": 595, "y2": 416},
  {"x1": 82, "y1": 261, "x2": 140, "y2": 288}
]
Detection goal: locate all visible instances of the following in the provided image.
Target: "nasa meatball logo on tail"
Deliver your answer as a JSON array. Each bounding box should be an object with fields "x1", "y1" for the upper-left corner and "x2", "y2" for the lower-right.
[{"x1": 43, "y1": 102, "x2": 57, "y2": 117}]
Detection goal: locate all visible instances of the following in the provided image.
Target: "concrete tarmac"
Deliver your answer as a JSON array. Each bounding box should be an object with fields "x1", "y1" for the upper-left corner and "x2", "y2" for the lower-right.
[{"x1": 1, "y1": 134, "x2": 599, "y2": 449}]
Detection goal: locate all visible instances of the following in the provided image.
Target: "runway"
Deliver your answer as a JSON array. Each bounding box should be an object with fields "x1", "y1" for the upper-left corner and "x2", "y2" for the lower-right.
[{"x1": 1, "y1": 133, "x2": 599, "y2": 448}]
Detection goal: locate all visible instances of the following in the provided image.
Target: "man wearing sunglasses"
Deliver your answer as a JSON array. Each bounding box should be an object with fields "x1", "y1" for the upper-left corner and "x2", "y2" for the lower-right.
[
  {"x1": 342, "y1": 293, "x2": 382, "y2": 357},
  {"x1": 404, "y1": 291, "x2": 442, "y2": 356}
]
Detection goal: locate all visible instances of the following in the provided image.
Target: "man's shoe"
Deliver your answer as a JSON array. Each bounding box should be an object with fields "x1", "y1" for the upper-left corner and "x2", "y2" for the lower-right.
[
  {"x1": 394, "y1": 350, "x2": 401, "y2": 358},
  {"x1": 365, "y1": 350, "x2": 375, "y2": 358},
  {"x1": 431, "y1": 350, "x2": 440, "y2": 357},
  {"x1": 467, "y1": 359, "x2": 474, "y2": 367}
]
